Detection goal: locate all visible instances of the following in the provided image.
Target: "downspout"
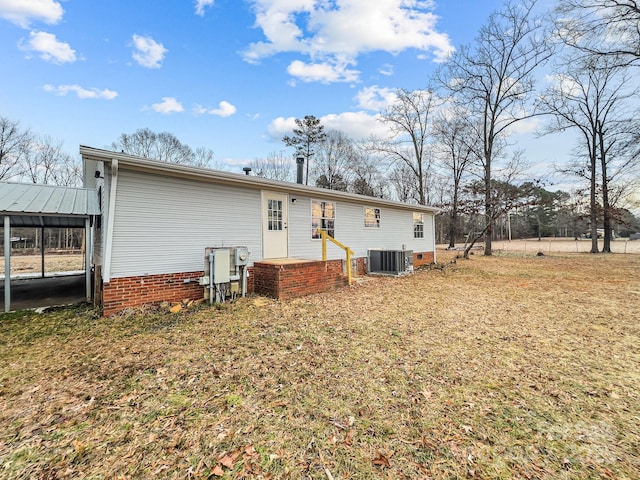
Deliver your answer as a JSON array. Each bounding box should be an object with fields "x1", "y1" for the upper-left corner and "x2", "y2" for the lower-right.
[
  {"x1": 432, "y1": 213, "x2": 437, "y2": 264},
  {"x1": 102, "y1": 159, "x2": 118, "y2": 283},
  {"x1": 4, "y1": 215, "x2": 10, "y2": 312},
  {"x1": 85, "y1": 217, "x2": 92, "y2": 302}
]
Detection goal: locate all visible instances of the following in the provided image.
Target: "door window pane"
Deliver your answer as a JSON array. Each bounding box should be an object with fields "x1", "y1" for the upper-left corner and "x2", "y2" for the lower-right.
[{"x1": 268, "y1": 199, "x2": 283, "y2": 231}]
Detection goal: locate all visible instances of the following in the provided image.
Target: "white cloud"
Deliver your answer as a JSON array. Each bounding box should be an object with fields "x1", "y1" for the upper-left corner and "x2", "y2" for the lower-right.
[
  {"x1": 194, "y1": 100, "x2": 237, "y2": 117},
  {"x1": 131, "y1": 34, "x2": 167, "y2": 68},
  {"x1": 545, "y1": 73, "x2": 582, "y2": 97},
  {"x1": 268, "y1": 111, "x2": 387, "y2": 141},
  {"x1": 509, "y1": 116, "x2": 540, "y2": 135},
  {"x1": 0, "y1": 0, "x2": 63, "y2": 28},
  {"x1": 242, "y1": 0, "x2": 454, "y2": 83},
  {"x1": 195, "y1": 0, "x2": 215, "y2": 16},
  {"x1": 21, "y1": 31, "x2": 76, "y2": 64},
  {"x1": 378, "y1": 63, "x2": 394, "y2": 76},
  {"x1": 287, "y1": 59, "x2": 359, "y2": 83},
  {"x1": 43, "y1": 84, "x2": 118, "y2": 100},
  {"x1": 355, "y1": 85, "x2": 398, "y2": 111},
  {"x1": 150, "y1": 97, "x2": 184, "y2": 114}
]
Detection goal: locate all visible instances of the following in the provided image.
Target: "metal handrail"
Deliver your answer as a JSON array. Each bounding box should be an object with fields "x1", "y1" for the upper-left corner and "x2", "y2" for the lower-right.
[{"x1": 317, "y1": 228, "x2": 354, "y2": 285}]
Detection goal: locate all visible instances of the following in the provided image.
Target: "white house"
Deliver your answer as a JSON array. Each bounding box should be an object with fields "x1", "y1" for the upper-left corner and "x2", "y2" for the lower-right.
[{"x1": 80, "y1": 146, "x2": 439, "y2": 315}]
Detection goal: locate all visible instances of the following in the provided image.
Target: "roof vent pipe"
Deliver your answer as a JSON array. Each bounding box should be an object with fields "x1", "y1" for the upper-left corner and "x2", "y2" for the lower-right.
[
  {"x1": 243, "y1": 167, "x2": 252, "y2": 176},
  {"x1": 296, "y1": 157, "x2": 304, "y2": 184}
]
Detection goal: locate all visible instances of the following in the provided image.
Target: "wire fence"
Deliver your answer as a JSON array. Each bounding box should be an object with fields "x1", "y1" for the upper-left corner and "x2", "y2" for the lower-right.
[{"x1": 491, "y1": 238, "x2": 640, "y2": 254}]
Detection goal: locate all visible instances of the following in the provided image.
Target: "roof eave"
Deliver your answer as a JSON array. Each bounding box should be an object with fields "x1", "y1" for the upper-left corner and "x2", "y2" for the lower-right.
[{"x1": 79, "y1": 145, "x2": 441, "y2": 214}]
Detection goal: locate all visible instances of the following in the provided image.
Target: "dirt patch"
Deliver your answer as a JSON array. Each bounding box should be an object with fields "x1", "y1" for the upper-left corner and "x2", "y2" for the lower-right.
[
  {"x1": 1, "y1": 253, "x2": 639, "y2": 479},
  {"x1": 1, "y1": 254, "x2": 85, "y2": 276}
]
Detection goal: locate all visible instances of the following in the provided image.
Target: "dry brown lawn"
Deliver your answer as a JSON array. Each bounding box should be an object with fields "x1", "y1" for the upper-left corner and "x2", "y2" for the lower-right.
[
  {"x1": 0, "y1": 254, "x2": 85, "y2": 276},
  {"x1": 491, "y1": 237, "x2": 640, "y2": 254},
  {"x1": 1, "y1": 251, "x2": 639, "y2": 479}
]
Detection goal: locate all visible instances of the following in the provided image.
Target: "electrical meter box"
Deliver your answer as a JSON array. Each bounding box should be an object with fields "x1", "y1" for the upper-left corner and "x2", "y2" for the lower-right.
[{"x1": 234, "y1": 246, "x2": 249, "y2": 266}]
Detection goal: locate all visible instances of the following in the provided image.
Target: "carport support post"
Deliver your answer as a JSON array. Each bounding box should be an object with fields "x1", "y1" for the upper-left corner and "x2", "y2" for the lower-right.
[
  {"x1": 85, "y1": 218, "x2": 91, "y2": 302},
  {"x1": 4, "y1": 215, "x2": 10, "y2": 312},
  {"x1": 41, "y1": 226, "x2": 45, "y2": 278}
]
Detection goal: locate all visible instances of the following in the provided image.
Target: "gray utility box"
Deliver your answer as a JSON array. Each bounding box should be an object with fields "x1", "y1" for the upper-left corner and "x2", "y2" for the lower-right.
[
  {"x1": 234, "y1": 246, "x2": 249, "y2": 266},
  {"x1": 368, "y1": 249, "x2": 413, "y2": 275}
]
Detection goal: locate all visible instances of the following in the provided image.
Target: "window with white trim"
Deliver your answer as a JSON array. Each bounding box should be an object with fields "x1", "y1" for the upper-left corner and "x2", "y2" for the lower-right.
[
  {"x1": 311, "y1": 200, "x2": 335, "y2": 239},
  {"x1": 364, "y1": 207, "x2": 381, "y2": 228},
  {"x1": 413, "y1": 212, "x2": 424, "y2": 238}
]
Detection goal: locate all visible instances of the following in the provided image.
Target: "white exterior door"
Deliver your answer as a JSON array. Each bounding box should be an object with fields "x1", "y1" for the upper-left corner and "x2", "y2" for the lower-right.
[{"x1": 262, "y1": 192, "x2": 288, "y2": 258}]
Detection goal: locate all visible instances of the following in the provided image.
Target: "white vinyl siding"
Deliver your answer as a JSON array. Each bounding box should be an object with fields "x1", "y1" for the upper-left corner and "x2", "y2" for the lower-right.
[
  {"x1": 109, "y1": 170, "x2": 262, "y2": 278},
  {"x1": 288, "y1": 195, "x2": 434, "y2": 261}
]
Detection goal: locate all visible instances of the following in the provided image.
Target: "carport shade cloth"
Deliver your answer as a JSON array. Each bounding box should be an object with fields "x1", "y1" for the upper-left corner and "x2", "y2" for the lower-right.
[{"x1": 0, "y1": 182, "x2": 100, "y2": 227}]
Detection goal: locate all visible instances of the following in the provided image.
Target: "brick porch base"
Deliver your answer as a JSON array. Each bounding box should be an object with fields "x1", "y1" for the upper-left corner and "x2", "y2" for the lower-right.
[{"x1": 100, "y1": 251, "x2": 434, "y2": 315}]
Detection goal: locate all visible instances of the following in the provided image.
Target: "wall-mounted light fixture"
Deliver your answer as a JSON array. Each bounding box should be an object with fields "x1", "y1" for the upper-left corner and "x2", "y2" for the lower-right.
[{"x1": 291, "y1": 198, "x2": 297, "y2": 203}]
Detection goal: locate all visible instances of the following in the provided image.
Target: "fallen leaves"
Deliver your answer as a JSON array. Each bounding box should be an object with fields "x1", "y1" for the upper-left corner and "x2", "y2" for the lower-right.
[
  {"x1": 372, "y1": 450, "x2": 393, "y2": 468},
  {"x1": 1, "y1": 253, "x2": 639, "y2": 479},
  {"x1": 208, "y1": 445, "x2": 269, "y2": 478}
]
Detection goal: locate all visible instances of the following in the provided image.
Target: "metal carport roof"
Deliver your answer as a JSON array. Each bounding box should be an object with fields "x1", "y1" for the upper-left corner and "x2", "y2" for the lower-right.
[
  {"x1": 1, "y1": 182, "x2": 100, "y2": 312},
  {"x1": 0, "y1": 182, "x2": 100, "y2": 227}
]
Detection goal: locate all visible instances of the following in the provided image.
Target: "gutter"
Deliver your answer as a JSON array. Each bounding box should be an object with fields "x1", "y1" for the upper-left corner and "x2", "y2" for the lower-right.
[{"x1": 80, "y1": 146, "x2": 442, "y2": 215}]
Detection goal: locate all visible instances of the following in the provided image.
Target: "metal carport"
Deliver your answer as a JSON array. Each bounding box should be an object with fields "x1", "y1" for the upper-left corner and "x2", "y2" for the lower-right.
[{"x1": 0, "y1": 182, "x2": 100, "y2": 312}]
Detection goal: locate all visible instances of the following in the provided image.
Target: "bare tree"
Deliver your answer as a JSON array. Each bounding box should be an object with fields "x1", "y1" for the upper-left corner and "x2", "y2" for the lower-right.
[
  {"x1": 432, "y1": 106, "x2": 478, "y2": 248},
  {"x1": 388, "y1": 163, "x2": 417, "y2": 203},
  {"x1": 349, "y1": 146, "x2": 384, "y2": 197},
  {"x1": 15, "y1": 134, "x2": 83, "y2": 187},
  {"x1": 52, "y1": 154, "x2": 82, "y2": 187},
  {"x1": 369, "y1": 88, "x2": 438, "y2": 205},
  {"x1": 555, "y1": 0, "x2": 640, "y2": 67},
  {"x1": 112, "y1": 128, "x2": 213, "y2": 167},
  {"x1": 21, "y1": 136, "x2": 67, "y2": 185},
  {"x1": 538, "y1": 52, "x2": 638, "y2": 252},
  {"x1": 282, "y1": 115, "x2": 327, "y2": 185},
  {"x1": 311, "y1": 130, "x2": 355, "y2": 191},
  {"x1": 193, "y1": 146, "x2": 216, "y2": 168},
  {"x1": 0, "y1": 116, "x2": 32, "y2": 181},
  {"x1": 438, "y1": 0, "x2": 554, "y2": 255},
  {"x1": 250, "y1": 151, "x2": 293, "y2": 182},
  {"x1": 458, "y1": 152, "x2": 534, "y2": 258}
]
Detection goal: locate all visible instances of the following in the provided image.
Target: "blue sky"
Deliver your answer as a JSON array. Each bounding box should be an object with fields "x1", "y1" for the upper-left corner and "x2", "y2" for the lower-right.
[{"x1": 0, "y1": 0, "x2": 565, "y2": 172}]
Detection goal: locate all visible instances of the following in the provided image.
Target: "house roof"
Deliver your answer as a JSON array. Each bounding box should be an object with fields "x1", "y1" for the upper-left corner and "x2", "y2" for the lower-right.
[
  {"x1": 80, "y1": 145, "x2": 441, "y2": 214},
  {"x1": 0, "y1": 182, "x2": 100, "y2": 228}
]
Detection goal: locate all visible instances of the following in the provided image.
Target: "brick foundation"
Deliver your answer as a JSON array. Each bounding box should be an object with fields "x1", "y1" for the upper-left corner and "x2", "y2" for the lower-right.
[
  {"x1": 100, "y1": 251, "x2": 434, "y2": 315},
  {"x1": 253, "y1": 259, "x2": 348, "y2": 300},
  {"x1": 102, "y1": 271, "x2": 205, "y2": 316},
  {"x1": 355, "y1": 256, "x2": 368, "y2": 275},
  {"x1": 413, "y1": 251, "x2": 435, "y2": 268}
]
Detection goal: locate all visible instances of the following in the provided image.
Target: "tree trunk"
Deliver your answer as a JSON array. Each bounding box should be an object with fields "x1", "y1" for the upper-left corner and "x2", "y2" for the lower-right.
[
  {"x1": 599, "y1": 127, "x2": 612, "y2": 253},
  {"x1": 589, "y1": 139, "x2": 599, "y2": 253},
  {"x1": 537, "y1": 214, "x2": 542, "y2": 241},
  {"x1": 484, "y1": 171, "x2": 493, "y2": 256},
  {"x1": 448, "y1": 211, "x2": 457, "y2": 248},
  {"x1": 448, "y1": 189, "x2": 459, "y2": 248}
]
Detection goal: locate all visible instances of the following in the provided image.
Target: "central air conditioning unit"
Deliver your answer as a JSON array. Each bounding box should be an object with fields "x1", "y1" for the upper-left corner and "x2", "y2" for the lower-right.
[
  {"x1": 368, "y1": 249, "x2": 413, "y2": 276},
  {"x1": 200, "y1": 246, "x2": 250, "y2": 303}
]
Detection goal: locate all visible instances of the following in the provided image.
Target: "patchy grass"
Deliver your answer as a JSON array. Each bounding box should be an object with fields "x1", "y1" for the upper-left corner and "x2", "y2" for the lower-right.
[{"x1": 1, "y1": 253, "x2": 639, "y2": 479}]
